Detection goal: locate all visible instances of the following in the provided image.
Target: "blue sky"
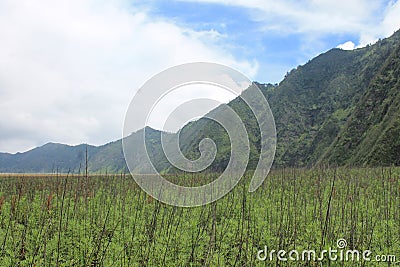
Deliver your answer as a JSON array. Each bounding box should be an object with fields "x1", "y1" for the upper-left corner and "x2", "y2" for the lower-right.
[
  {"x1": 144, "y1": 0, "x2": 399, "y2": 82},
  {"x1": 0, "y1": 0, "x2": 399, "y2": 152},
  {"x1": 147, "y1": 0, "x2": 313, "y2": 82},
  {"x1": 149, "y1": 1, "x2": 291, "y2": 82}
]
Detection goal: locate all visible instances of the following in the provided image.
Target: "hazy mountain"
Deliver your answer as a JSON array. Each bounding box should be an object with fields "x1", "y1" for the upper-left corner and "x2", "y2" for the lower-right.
[
  {"x1": 0, "y1": 127, "x2": 166, "y2": 173},
  {"x1": 0, "y1": 143, "x2": 99, "y2": 173},
  {"x1": 1, "y1": 29, "x2": 400, "y2": 173}
]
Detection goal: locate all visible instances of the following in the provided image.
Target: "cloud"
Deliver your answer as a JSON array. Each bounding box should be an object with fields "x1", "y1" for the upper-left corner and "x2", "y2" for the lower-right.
[
  {"x1": 147, "y1": 84, "x2": 237, "y2": 132},
  {"x1": 382, "y1": 0, "x2": 400, "y2": 35},
  {"x1": 179, "y1": 0, "x2": 400, "y2": 46},
  {"x1": 0, "y1": 0, "x2": 257, "y2": 153},
  {"x1": 178, "y1": 0, "x2": 382, "y2": 33},
  {"x1": 337, "y1": 41, "x2": 355, "y2": 50},
  {"x1": 358, "y1": 0, "x2": 400, "y2": 46}
]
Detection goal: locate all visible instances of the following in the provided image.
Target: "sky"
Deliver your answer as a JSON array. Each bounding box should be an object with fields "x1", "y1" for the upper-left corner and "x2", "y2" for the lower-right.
[{"x1": 0, "y1": 0, "x2": 400, "y2": 153}]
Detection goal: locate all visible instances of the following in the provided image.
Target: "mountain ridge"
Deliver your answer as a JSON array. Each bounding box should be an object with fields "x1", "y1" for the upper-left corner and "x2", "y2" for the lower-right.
[{"x1": 1, "y1": 29, "x2": 400, "y2": 173}]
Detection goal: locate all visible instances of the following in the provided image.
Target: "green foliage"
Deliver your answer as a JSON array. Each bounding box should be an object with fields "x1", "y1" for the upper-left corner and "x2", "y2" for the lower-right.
[
  {"x1": 0, "y1": 168, "x2": 400, "y2": 266},
  {"x1": 324, "y1": 34, "x2": 400, "y2": 167}
]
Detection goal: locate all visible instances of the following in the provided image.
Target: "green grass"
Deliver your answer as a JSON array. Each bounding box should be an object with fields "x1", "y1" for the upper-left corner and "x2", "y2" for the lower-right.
[{"x1": 0, "y1": 168, "x2": 399, "y2": 266}]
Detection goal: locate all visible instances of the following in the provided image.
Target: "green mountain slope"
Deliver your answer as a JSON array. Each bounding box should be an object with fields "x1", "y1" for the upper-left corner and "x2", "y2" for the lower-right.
[
  {"x1": 321, "y1": 36, "x2": 400, "y2": 166},
  {"x1": 177, "y1": 30, "x2": 400, "y2": 168}
]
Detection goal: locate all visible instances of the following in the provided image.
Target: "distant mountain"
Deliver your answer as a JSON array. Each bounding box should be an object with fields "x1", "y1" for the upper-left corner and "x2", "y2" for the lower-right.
[
  {"x1": 1, "y1": 29, "x2": 400, "y2": 173},
  {"x1": 0, "y1": 143, "x2": 98, "y2": 173},
  {"x1": 0, "y1": 127, "x2": 166, "y2": 173}
]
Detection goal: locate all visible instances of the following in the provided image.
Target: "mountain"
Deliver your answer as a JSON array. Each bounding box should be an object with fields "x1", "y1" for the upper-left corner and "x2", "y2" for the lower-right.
[
  {"x1": 266, "y1": 31, "x2": 400, "y2": 167},
  {"x1": 0, "y1": 127, "x2": 166, "y2": 173},
  {"x1": 321, "y1": 36, "x2": 400, "y2": 166},
  {"x1": 0, "y1": 143, "x2": 99, "y2": 173},
  {"x1": 1, "y1": 29, "x2": 400, "y2": 173},
  {"x1": 175, "y1": 30, "x2": 400, "y2": 169}
]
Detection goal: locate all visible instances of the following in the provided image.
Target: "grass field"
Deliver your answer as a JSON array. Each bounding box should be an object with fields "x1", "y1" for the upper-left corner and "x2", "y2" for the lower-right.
[{"x1": 0, "y1": 168, "x2": 399, "y2": 266}]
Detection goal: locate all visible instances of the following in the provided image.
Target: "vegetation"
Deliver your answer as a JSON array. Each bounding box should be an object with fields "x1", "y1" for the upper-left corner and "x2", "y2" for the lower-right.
[
  {"x1": 323, "y1": 37, "x2": 400, "y2": 166},
  {"x1": 0, "y1": 168, "x2": 399, "y2": 266}
]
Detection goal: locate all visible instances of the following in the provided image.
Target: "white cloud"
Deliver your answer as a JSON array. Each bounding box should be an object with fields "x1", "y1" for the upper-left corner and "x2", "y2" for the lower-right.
[
  {"x1": 382, "y1": 0, "x2": 400, "y2": 35},
  {"x1": 147, "y1": 84, "x2": 237, "y2": 132},
  {"x1": 0, "y1": 0, "x2": 257, "y2": 153},
  {"x1": 358, "y1": 0, "x2": 400, "y2": 46},
  {"x1": 179, "y1": 0, "x2": 382, "y2": 34},
  {"x1": 180, "y1": 0, "x2": 400, "y2": 47},
  {"x1": 337, "y1": 41, "x2": 355, "y2": 50}
]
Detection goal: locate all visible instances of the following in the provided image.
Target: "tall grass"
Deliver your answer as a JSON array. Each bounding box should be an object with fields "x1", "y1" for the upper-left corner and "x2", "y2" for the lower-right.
[{"x1": 0, "y1": 167, "x2": 398, "y2": 266}]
